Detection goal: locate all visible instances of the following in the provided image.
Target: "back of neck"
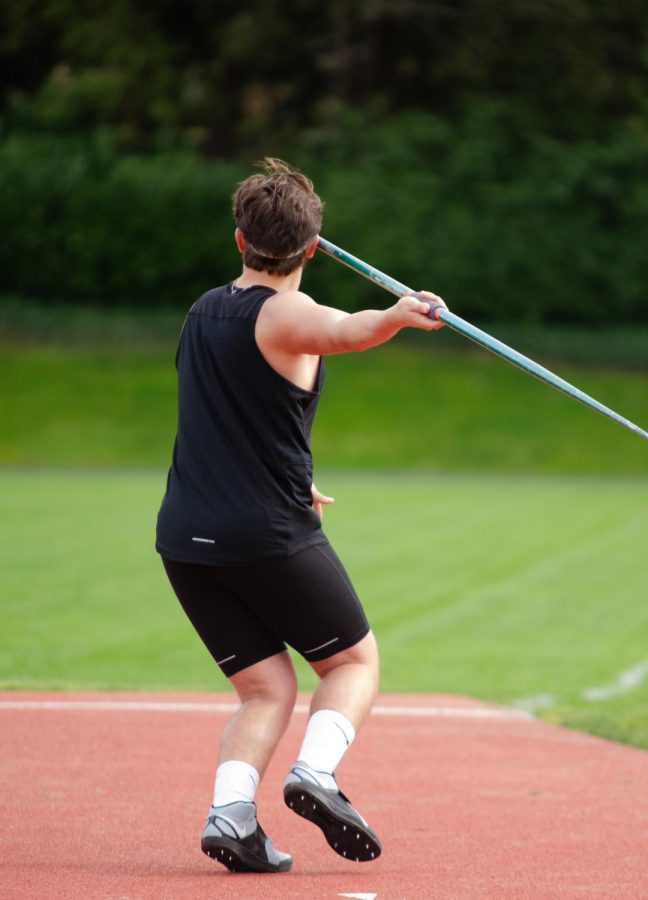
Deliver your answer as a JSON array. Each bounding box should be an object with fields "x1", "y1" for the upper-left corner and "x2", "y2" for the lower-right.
[{"x1": 234, "y1": 265, "x2": 303, "y2": 293}]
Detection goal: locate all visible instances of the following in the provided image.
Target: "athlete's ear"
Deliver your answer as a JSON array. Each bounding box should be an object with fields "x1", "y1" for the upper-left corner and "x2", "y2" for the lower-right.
[
  {"x1": 304, "y1": 234, "x2": 319, "y2": 259},
  {"x1": 234, "y1": 227, "x2": 247, "y2": 253}
]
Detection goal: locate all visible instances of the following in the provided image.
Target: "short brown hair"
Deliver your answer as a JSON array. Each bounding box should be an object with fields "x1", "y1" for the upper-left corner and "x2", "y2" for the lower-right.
[{"x1": 232, "y1": 158, "x2": 324, "y2": 275}]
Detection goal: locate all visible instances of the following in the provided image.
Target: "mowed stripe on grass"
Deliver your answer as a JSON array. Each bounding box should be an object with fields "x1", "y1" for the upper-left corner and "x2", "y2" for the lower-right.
[{"x1": 1, "y1": 469, "x2": 647, "y2": 748}]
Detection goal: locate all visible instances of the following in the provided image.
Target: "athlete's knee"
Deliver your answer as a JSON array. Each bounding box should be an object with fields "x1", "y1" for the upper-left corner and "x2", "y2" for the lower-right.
[
  {"x1": 311, "y1": 631, "x2": 380, "y2": 679},
  {"x1": 231, "y1": 651, "x2": 298, "y2": 709}
]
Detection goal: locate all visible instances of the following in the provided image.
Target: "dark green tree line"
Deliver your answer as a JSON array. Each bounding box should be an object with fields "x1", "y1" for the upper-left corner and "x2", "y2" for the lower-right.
[
  {"x1": 1, "y1": 2, "x2": 647, "y2": 323},
  {"x1": 2, "y1": 0, "x2": 648, "y2": 153}
]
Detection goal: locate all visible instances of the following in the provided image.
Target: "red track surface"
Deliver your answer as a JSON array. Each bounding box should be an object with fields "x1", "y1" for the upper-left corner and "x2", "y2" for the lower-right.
[{"x1": 2, "y1": 692, "x2": 647, "y2": 899}]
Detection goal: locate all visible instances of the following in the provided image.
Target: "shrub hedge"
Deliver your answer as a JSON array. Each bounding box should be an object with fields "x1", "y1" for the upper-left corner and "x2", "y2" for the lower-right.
[{"x1": 1, "y1": 108, "x2": 647, "y2": 323}]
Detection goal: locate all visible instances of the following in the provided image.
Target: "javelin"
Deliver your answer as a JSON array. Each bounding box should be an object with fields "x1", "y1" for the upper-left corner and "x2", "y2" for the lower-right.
[{"x1": 317, "y1": 236, "x2": 648, "y2": 441}]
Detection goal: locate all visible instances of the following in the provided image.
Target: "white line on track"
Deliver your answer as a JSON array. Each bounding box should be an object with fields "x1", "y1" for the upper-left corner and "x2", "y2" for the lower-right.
[
  {"x1": 0, "y1": 699, "x2": 533, "y2": 720},
  {"x1": 339, "y1": 893, "x2": 378, "y2": 899}
]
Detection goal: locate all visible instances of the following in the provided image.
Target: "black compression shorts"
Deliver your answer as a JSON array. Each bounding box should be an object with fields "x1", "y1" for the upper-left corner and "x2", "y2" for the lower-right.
[{"x1": 161, "y1": 542, "x2": 370, "y2": 678}]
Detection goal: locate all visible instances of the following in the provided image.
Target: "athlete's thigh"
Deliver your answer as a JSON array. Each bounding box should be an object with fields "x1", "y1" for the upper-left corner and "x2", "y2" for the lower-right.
[
  {"x1": 161, "y1": 557, "x2": 285, "y2": 677},
  {"x1": 225, "y1": 542, "x2": 370, "y2": 664}
]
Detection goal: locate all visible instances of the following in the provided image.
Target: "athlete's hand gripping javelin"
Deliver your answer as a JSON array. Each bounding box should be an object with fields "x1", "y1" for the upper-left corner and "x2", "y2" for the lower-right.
[{"x1": 390, "y1": 290, "x2": 447, "y2": 331}]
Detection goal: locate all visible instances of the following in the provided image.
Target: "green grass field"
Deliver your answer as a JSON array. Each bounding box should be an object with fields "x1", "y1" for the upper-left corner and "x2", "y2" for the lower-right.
[
  {"x1": 2, "y1": 314, "x2": 647, "y2": 749},
  {"x1": 2, "y1": 469, "x2": 647, "y2": 749},
  {"x1": 2, "y1": 340, "x2": 648, "y2": 473}
]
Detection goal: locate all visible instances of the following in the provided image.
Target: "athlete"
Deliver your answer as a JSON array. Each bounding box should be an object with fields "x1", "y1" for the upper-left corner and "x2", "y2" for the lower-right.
[{"x1": 156, "y1": 158, "x2": 446, "y2": 873}]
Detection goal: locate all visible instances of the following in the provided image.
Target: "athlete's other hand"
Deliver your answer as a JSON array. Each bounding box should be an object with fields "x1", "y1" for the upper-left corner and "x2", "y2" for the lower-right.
[{"x1": 312, "y1": 483, "x2": 334, "y2": 519}]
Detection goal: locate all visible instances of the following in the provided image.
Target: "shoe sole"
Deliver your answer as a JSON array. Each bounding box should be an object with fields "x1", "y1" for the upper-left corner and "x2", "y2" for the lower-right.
[
  {"x1": 201, "y1": 836, "x2": 292, "y2": 873},
  {"x1": 283, "y1": 782, "x2": 381, "y2": 862}
]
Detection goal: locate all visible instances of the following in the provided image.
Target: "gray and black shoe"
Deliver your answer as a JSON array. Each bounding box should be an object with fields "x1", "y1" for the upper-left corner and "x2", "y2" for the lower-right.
[
  {"x1": 283, "y1": 761, "x2": 381, "y2": 862},
  {"x1": 201, "y1": 801, "x2": 292, "y2": 873}
]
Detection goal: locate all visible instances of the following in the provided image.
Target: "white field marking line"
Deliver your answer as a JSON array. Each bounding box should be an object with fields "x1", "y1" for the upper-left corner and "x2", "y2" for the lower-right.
[
  {"x1": 372, "y1": 704, "x2": 532, "y2": 720},
  {"x1": 513, "y1": 654, "x2": 648, "y2": 712},
  {"x1": 0, "y1": 699, "x2": 533, "y2": 720},
  {"x1": 583, "y1": 655, "x2": 648, "y2": 701},
  {"x1": 511, "y1": 693, "x2": 557, "y2": 714}
]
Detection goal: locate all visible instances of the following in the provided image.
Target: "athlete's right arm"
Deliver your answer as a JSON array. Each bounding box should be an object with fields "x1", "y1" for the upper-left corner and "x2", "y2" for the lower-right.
[{"x1": 256, "y1": 290, "x2": 447, "y2": 357}]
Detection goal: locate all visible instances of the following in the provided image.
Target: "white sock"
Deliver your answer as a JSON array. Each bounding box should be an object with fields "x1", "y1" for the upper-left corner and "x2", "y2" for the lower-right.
[
  {"x1": 212, "y1": 760, "x2": 260, "y2": 807},
  {"x1": 296, "y1": 709, "x2": 356, "y2": 786}
]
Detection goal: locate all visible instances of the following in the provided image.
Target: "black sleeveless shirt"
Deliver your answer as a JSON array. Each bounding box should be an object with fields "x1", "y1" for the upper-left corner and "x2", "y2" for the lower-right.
[{"x1": 155, "y1": 283, "x2": 327, "y2": 565}]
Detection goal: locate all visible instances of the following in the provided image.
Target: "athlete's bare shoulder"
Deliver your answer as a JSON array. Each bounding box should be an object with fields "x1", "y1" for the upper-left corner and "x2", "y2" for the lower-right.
[
  {"x1": 257, "y1": 286, "x2": 347, "y2": 356},
  {"x1": 259, "y1": 289, "x2": 315, "y2": 327},
  {"x1": 266, "y1": 288, "x2": 316, "y2": 308}
]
